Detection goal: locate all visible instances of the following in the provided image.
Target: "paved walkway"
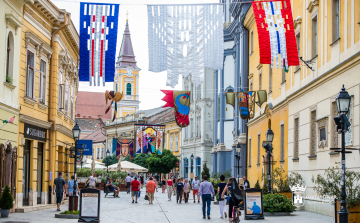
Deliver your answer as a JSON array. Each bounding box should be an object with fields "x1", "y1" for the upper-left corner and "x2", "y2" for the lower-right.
[{"x1": 0, "y1": 187, "x2": 334, "y2": 223}]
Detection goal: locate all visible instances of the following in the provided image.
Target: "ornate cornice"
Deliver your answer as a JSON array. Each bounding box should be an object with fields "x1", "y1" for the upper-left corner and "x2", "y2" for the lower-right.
[
  {"x1": 5, "y1": 13, "x2": 22, "y2": 35},
  {"x1": 56, "y1": 124, "x2": 73, "y2": 138},
  {"x1": 243, "y1": 6, "x2": 255, "y2": 30},
  {"x1": 307, "y1": 0, "x2": 319, "y2": 13},
  {"x1": 19, "y1": 114, "x2": 52, "y2": 129},
  {"x1": 294, "y1": 16, "x2": 302, "y2": 30}
]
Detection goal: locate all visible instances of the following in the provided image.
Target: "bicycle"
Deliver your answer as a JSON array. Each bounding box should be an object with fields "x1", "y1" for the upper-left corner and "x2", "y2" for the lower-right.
[{"x1": 232, "y1": 204, "x2": 241, "y2": 223}]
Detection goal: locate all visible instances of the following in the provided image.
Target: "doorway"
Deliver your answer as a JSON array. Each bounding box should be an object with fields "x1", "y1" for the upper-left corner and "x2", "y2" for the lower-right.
[
  {"x1": 37, "y1": 143, "x2": 43, "y2": 204},
  {"x1": 23, "y1": 140, "x2": 31, "y2": 206}
]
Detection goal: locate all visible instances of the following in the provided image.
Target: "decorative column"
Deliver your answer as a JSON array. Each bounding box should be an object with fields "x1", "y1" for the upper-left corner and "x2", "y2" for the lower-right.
[{"x1": 219, "y1": 67, "x2": 225, "y2": 144}]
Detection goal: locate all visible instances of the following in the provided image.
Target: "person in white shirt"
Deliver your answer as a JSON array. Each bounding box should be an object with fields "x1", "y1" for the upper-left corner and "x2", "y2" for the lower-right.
[
  {"x1": 86, "y1": 173, "x2": 97, "y2": 188},
  {"x1": 125, "y1": 173, "x2": 132, "y2": 194}
]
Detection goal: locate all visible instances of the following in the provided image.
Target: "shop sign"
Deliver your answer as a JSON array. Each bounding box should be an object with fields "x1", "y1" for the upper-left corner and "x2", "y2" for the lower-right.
[{"x1": 24, "y1": 123, "x2": 47, "y2": 142}]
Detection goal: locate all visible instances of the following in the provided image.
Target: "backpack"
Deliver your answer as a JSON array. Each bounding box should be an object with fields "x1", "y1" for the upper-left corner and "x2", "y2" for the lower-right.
[{"x1": 229, "y1": 179, "x2": 243, "y2": 204}]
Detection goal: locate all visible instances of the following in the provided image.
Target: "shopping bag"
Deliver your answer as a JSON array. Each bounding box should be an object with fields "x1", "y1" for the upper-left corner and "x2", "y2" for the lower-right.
[
  {"x1": 144, "y1": 194, "x2": 149, "y2": 200},
  {"x1": 138, "y1": 191, "x2": 141, "y2": 198}
]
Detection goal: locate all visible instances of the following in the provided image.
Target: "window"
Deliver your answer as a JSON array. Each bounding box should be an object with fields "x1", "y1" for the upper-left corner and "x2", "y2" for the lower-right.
[
  {"x1": 319, "y1": 128, "x2": 326, "y2": 141},
  {"x1": 70, "y1": 85, "x2": 74, "y2": 119},
  {"x1": 126, "y1": 83, "x2": 131, "y2": 95},
  {"x1": 190, "y1": 118, "x2": 193, "y2": 138},
  {"x1": 184, "y1": 158, "x2": 188, "y2": 179},
  {"x1": 296, "y1": 33, "x2": 301, "y2": 70},
  {"x1": 26, "y1": 51, "x2": 35, "y2": 98},
  {"x1": 259, "y1": 72, "x2": 262, "y2": 90},
  {"x1": 115, "y1": 83, "x2": 118, "y2": 91},
  {"x1": 294, "y1": 118, "x2": 299, "y2": 159},
  {"x1": 332, "y1": 0, "x2": 340, "y2": 41},
  {"x1": 250, "y1": 82, "x2": 253, "y2": 91},
  {"x1": 331, "y1": 102, "x2": 339, "y2": 147},
  {"x1": 280, "y1": 124, "x2": 284, "y2": 161},
  {"x1": 312, "y1": 16, "x2": 318, "y2": 57},
  {"x1": 6, "y1": 33, "x2": 14, "y2": 82},
  {"x1": 101, "y1": 147, "x2": 104, "y2": 159},
  {"x1": 250, "y1": 30, "x2": 254, "y2": 54},
  {"x1": 40, "y1": 60, "x2": 46, "y2": 104},
  {"x1": 64, "y1": 78, "x2": 69, "y2": 114},
  {"x1": 310, "y1": 110, "x2": 317, "y2": 156},
  {"x1": 257, "y1": 134, "x2": 260, "y2": 165},
  {"x1": 269, "y1": 66, "x2": 272, "y2": 92},
  {"x1": 196, "y1": 117, "x2": 200, "y2": 137},
  {"x1": 196, "y1": 157, "x2": 201, "y2": 178},
  {"x1": 175, "y1": 134, "x2": 179, "y2": 151},
  {"x1": 248, "y1": 138, "x2": 251, "y2": 166},
  {"x1": 184, "y1": 126, "x2": 188, "y2": 139},
  {"x1": 170, "y1": 136, "x2": 173, "y2": 152},
  {"x1": 196, "y1": 85, "x2": 201, "y2": 99},
  {"x1": 58, "y1": 72, "x2": 64, "y2": 109},
  {"x1": 97, "y1": 148, "x2": 99, "y2": 159}
]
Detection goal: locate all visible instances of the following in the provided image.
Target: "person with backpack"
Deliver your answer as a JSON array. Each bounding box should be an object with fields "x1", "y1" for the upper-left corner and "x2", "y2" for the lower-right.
[
  {"x1": 221, "y1": 177, "x2": 243, "y2": 223},
  {"x1": 67, "y1": 175, "x2": 79, "y2": 196}
]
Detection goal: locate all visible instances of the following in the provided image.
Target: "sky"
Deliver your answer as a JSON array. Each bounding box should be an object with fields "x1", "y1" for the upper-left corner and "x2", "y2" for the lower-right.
[{"x1": 53, "y1": 0, "x2": 218, "y2": 110}]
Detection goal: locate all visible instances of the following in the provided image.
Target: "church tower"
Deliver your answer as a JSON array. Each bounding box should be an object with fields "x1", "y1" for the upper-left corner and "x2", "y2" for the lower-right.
[{"x1": 114, "y1": 19, "x2": 140, "y2": 117}]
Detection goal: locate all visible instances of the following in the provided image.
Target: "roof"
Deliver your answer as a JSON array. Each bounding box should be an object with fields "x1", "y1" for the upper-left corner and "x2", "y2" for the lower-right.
[
  {"x1": 116, "y1": 20, "x2": 137, "y2": 68},
  {"x1": 134, "y1": 106, "x2": 171, "y2": 118},
  {"x1": 82, "y1": 128, "x2": 106, "y2": 143},
  {"x1": 148, "y1": 108, "x2": 175, "y2": 125},
  {"x1": 76, "y1": 118, "x2": 105, "y2": 132},
  {"x1": 75, "y1": 91, "x2": 112, "y2": 120}
]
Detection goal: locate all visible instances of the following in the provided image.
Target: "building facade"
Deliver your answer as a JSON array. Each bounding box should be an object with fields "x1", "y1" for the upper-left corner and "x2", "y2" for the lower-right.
[
  {"x1": 16, "y1": 1, "x2": 79, "y2": 210},
  {"x1": 181, "y1": 71, "x2": 215, "y2": 180},
  {"x1": 114, "y1": 20, "x2": 140, "y2": 117},
  {"x1": 0, "y1": 0, "x2": 27, "y2": 203}
]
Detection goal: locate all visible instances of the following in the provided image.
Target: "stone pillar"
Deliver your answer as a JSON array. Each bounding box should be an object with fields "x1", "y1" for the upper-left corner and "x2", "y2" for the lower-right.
[
  {"x1": 219, "y1": 69, "x2": 225, "y2": 144},
  {"x1": 213, "y1": 71, "x2": 218, "y2": 146}
]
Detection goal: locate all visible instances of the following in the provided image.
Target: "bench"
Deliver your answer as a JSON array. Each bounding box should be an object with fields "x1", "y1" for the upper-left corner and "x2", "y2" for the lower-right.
[{"x1": 104, "y1": 186, "x2": 116, "y2": 198}]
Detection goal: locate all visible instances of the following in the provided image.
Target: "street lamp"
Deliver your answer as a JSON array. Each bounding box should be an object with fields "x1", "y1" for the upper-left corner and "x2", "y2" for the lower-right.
[
  {"x1": 335, "y1": 85, "x2": 351, "y2": 223},
  {"x1": 72, "y1": 122, "x2": 81, "y2": 184},
  {"x1": 105, "y1": 149, "x2": 111, "y2": 175},
  {"x1": 235, "y1": 144, "x2": 241, "y2": 181},
  {"x1": 190, "y1": 154, "x2": 194, "y2": 179},
  {"x1": 264, "y1": 127, "x2": 274, "y2": 194}
]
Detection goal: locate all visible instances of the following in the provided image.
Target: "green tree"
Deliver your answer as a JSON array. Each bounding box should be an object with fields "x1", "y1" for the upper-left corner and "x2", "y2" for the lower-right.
[
  {"x1": 132, "y1": 153, "x2": 151, "y2": 168},
  {"x1": 0, "y1": 185, "x2": 14, "y2": 209},
  {"x1": 254, "y1": 180, "x2": 261, "y2": 189},
  {"x1": 77, "y1": 167, "x2": 92, "y2": 177},
  {"x1": 146, "y1": 150, "x2": 178, "y2": 174},
  {"x1": 102, "y1": 155, "x2": 118, "y2": 166},
  {"x1": 123, "y1": 154, "x2": 137, "y2": 162},
  {"x1": 201, "y1": 163, "x2": 210, "y2": 180}
]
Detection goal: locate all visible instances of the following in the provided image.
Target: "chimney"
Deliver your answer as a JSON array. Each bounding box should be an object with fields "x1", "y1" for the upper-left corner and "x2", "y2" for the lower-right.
[
  {"x1": 76, "y1": 113, "x2": 81, "y2": 117},
  {"x1": 83, "y1": 115, "x2": 86, "y2": 118},
  {"x1": 98, "y1": 115, "x2": 102, "y2": 118},
  {"x1": 88, "y1": 116, "x2": 92, "y2": 118}
]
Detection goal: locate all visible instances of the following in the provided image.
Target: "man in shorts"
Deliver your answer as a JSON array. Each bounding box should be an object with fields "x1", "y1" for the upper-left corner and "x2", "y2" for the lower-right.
[
  {"x1": 192, "y1": 175, "x2": 201, "y2": 203},
  {"x1": 53, "y1": 172, "x2": 66, "y2": 211},
  {"x1": 146, "y1": 177, "x2": 157, "y2": 204},
  {"x1": 106, "y1": 178, "x2": 120, "y2": 198},
  {"x1": 130, "y1": 176, "x2": 140, "y2": 203},
  {"x1": 86, "y1": 173, "x2": 97, "y2": 188}
]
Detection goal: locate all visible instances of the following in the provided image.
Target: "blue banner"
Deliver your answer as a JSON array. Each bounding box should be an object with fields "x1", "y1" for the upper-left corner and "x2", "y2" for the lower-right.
[
  {"x1": 77, "y1": 140, "x2": 93, "y2": 156},
  {"x1": 112, "y1": 138, "x2": 117, "y2": 156}
]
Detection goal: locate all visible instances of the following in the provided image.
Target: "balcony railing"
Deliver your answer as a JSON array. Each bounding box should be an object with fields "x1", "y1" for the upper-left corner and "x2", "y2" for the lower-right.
[{"x1": 106, "y1": 112, "x2": 145, "y2": 126}]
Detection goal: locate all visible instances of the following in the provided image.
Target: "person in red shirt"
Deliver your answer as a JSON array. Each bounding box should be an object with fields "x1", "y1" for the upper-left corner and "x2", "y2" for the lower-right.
[
  {"x1": 146, "y1": 177, "x2": 157, "y2": 204},
  {"x1": 130, "y1": 176, "x2": 140, "y2": 203}
]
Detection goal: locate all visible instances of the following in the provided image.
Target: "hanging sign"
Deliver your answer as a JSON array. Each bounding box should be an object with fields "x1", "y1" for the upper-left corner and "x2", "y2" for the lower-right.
[{"x1": 77, "y1": 140, "x2": 93, "y2": 156}]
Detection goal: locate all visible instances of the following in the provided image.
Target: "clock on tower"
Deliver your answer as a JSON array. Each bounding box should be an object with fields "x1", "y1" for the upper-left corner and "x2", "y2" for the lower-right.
[{"x1": 126, "y1": 67, "x2": 133, "y2": 77}]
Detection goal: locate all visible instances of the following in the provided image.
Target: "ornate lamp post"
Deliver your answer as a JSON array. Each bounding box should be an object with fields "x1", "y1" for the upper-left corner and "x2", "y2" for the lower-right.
[
  {"x1": 235, "y1": 144, "x2": 241, "y2": 181},
  {"x1": 106, "y1": 149, "x2": 111, "y2": 175},
  {"x1": 335, "y1": 85, "x2": 351, "y2": 223},
  {"x1": 263, "y1": 127, "x2": 274, "y2": 194},
  {"x1": 72, "y1": 122, "x2": 81, "y2": 181}
]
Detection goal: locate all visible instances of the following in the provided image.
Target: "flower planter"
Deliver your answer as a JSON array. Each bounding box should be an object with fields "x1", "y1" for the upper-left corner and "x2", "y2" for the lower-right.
[
  {"x1": 55, "y1": 214, "x2": 79, "y2": 219},
  {"x1": 277, "y1": 192, "x2": 293, "y2": 201},
  {"x1": 0, "y1": 209, "x2": 10, "y2": 217},
  {"x1": 264, "y1": 212, "x2": 291, "y2": 216}
]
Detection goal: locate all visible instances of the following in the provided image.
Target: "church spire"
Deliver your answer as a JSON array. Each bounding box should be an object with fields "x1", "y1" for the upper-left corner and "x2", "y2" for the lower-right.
[{"x1": 116, "y1": 20, "x2": 137, "y2": 68}]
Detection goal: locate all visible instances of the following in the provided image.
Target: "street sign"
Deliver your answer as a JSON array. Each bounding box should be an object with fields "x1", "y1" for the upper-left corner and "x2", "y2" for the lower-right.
[
  {"x1": 244, "y1": 188, "x2": 264, "y2": 220},
  {"x1": 79, "y1": 188, "x2": 100, "y2": 222}
]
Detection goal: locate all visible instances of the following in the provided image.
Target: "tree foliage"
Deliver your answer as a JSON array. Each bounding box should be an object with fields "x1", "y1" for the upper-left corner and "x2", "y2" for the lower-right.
[
  {"x1": 0, "y1": 185, "x2": 13, "y2": 209},
  {"x1": 132, "y1": 153, "x2": 151, "y2": 168},
  {"x1": 263, "y1": 193, "x2": 296, "y2": 213},
  {"x1": 102, "y1": 155, "x2": 118, "y2": 166},
  {"x1": 146, "y1": 149, "x2": 178, "y2": 174},
  {"x1": 77, "y1": 167, "x2": 92, "y2": 177},
  {"x1": 254, "y1": 180, "x2": 261, "y2": 189},
  {"x1": 211, "y1": 169, "x2": 232, "y2": 180},
  {"x1": 201, "y1": 163, "x2": 210, "y2": 180}
]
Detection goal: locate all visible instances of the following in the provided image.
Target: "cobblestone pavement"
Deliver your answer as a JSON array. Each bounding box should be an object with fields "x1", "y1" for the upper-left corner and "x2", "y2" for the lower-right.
[{"x1": 0, "y1": 187, "x2": 335, "y2": 223}]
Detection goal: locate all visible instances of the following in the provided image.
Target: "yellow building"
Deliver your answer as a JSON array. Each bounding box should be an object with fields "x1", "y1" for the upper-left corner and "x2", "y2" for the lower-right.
[
  {"x1": 244, "y1": 3, "x2": 290, "y2": 188},
  {"x1": 114, "y1": 20, "x2": 140, "y2": 117},
  {"x1": 16, "y1": 0, "x2": 79, "y2": 210},
  {"x1": 164, "y1": 111, "x2": 181, "y2": 176}
]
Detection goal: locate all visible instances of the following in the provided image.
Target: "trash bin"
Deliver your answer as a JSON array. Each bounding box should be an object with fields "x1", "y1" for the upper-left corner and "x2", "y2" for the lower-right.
[{"x1": 68, "y1": 195, "x2": 78, "y2": 211}]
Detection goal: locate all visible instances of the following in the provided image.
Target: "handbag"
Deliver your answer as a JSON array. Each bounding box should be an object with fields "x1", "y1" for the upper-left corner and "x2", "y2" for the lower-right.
[{"x1": 144, "y1": 194, "x2": 149, "y2": 200}]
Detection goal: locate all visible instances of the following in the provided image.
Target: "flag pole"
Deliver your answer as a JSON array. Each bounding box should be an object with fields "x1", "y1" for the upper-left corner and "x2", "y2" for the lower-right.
[{"x1": 0, "y1": 123, "x2": 7, "y2": 130}]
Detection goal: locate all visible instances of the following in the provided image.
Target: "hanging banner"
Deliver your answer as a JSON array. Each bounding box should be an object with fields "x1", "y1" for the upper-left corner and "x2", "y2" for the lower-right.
[
  {"x1": 237, "y1": 91, "x2": 256, "y2": 119},
  {"x1": 226, "y1": 92, "x2": 236, "y2": 108},
  {"x1": 79, "y1": 3, "x2": 119, "y2": 86},
  {"x1": 134, "y1": 124, "x2": 165, "y2": 154},
  {"x1": 115, "y1": 139, "x2": 134, "y2": 160},
  {"x1": 148, "y1": 4, "x2": 224, "y2": 87},
  {"x1": 161, "y1": 90, "x2": 191, "y2": 128},
  {"x1": 252, "y1": 0, "x2": 299, "y2": 70}
]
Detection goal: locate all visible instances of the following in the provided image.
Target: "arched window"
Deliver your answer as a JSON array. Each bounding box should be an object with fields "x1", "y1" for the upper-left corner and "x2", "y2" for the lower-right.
[
  {"x1": 184, "y1": 158, "x2": 188, "y2": 179},
  {"x1": 126, "y1": 83, "x2": 132, "y2": 95},
  {"x1": 6, "y1": 32, "x2": 14, "y2": 83},
  {"x1": 196, "y1": 157, "x2": 201, "y2": 178}
]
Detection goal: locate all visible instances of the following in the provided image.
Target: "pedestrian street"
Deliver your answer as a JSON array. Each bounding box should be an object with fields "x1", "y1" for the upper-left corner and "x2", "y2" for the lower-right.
[{"x1": 0, "y1": 187, "x2": 334, "y2": 223}]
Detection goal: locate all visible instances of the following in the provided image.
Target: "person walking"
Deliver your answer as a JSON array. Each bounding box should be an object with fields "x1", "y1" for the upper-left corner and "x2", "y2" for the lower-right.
[
  {"x1": 67, "y1": 175, "x2": 79, "y2": 196},
  {"x1": 183, "y1": 179, "x2": 190, "y2": 203},
  {"x1": 130, "y1": 176, "x2": 140, "y2": 203},
  {"x1": 140, "y1": 174, "x2": 144, "y2": 189},
  {"x1": 86, "y1": 173, "x2": 97, "y2": 189},
  {"x1": 146, "y1": 177, "x2": 157, "y2": 204},
  {"x1": 161, "y1": 176, "x2": 166, "y2": 193},
  {"x1": 176, "y1": 179, "x2": 184, "y2": 203},
  {"x1": 166, "y1": 175, "x2": 174, "y2": 201},
  {"x1": 217, "y1": 175, "x2": 227, "y2": 219},
  {"x1": 192, "y1": 175, "x2": 201, "y2": 203},
  {"x1": 198, "y1": 175, "x2": 215, "y2": 219},
  {"x1": 53, "y1": 172, "x2": 66, "y2": 211},
  {"x1": 154, "y1": 173, "x2": 160, "y2": 187},
  {"x1": 125, "y1": 173, "x2": 132, "y2": 194}
]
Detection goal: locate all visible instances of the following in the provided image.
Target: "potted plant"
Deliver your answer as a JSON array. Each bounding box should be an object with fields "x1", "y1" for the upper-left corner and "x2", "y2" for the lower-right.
[
  {"x1": 263, "y1": 193, "x2": 296, "y2": 216},
  {"x1": 0, "y1": 185, "x2": 14, "y2": 218}
]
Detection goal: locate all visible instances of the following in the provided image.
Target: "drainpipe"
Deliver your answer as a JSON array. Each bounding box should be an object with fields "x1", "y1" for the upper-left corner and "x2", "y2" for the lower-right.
[{"x1": 48, "y1": 12, "x2": 70, "y2": 186}]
